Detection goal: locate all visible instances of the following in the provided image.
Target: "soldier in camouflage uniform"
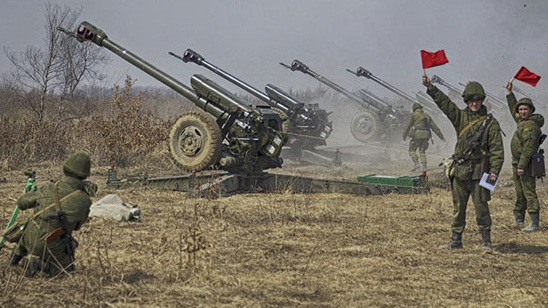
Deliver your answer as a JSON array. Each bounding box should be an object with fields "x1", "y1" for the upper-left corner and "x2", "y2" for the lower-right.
[
  {"x1": 10, "y1": 152, "x2": 94, "y2": 276},
  {"x1": 423, "y1": 75, "x2": 504, "y2": 249},
  {"x1": 505, "y1": 82, "x2": 544, "y2": 232},
  {"x1": 403, "y1": 102, "x2": 445, "y2": 171}
]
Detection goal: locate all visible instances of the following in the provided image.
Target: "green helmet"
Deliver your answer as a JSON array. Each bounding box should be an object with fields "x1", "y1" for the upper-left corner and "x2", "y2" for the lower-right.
[
  {"x1": 516, "y1": 97, "x2": 535, "y2": 113},
  {"x1": 412, "y1": 102, "x2": 423, "y2": 111},
  {"x1": 462, "y1": 81, "x2": 486, "y2": 102},
  {"x1": 63, "y1": 152, "x2": 91, "y2": 179}
]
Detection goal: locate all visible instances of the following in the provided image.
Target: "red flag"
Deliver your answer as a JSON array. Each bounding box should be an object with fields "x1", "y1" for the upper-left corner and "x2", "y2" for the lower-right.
[
  {"x1": 514, "y1": 66, "x2": 541, "y2": 87},
  {"x1": 421, "y1": 50, "x2": 449, "y2": 69}
]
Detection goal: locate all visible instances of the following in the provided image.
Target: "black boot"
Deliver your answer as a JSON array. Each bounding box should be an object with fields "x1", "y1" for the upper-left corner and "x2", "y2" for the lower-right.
[
  {"x1": 512, "y1": 210, "x2": 525, "y2": 229},
  {"x1": 522, "y1": 212, "x2": 540, "y2": 232},
  {"x1": 481, "y1": 230, "x2": 492, "y2": 249},
  {"x1": 9, "y1": 253, "x2": 23, "y2": 266},
  {"x1": 439, "y1": 231, "x2": 463, "y2": 249},
  {"x1": 21, "y1": 255, "x2": 43, "y2": 277}
]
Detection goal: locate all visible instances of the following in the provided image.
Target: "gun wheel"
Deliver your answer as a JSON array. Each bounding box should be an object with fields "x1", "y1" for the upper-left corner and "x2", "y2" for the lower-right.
[
  {"x1": 169, "y1": 112, "x2": 222, "y2": 172},
  {"x1": 350, "y1": 111, "x2": 381, "y2": 143}
]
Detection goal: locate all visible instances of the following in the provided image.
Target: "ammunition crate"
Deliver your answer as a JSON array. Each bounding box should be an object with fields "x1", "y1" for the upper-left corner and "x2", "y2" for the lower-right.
[{"x1": 357, "y1": 174, "x2": 425, "y2": 188}]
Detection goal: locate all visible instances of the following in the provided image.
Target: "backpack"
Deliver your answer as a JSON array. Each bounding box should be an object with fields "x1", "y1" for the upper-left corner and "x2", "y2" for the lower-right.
[{"x1": 530, "y1": 134, "x2": 546, "y2": 179}]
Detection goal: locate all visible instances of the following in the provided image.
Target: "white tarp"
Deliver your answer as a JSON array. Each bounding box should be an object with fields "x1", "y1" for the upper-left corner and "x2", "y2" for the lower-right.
[{"x1": 90, "y1": 194, "x2": 141, "y2": 221}]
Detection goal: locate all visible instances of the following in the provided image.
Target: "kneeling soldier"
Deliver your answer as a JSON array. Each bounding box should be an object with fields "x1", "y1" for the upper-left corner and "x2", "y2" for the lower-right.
[{"x1": 10, "y1": 152, "x2": 94, "y2": 277}]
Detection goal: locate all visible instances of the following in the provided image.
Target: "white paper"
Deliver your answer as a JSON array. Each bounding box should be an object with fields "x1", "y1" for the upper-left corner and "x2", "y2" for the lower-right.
[{"x1": 479, "y1": 172, "x2": 499, "y2": 192}]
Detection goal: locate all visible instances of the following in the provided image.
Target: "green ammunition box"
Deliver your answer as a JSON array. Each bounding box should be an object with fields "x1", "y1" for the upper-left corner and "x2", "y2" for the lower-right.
[{"x1": 357, "y1": 174, "x2": 425, "y2": 187}]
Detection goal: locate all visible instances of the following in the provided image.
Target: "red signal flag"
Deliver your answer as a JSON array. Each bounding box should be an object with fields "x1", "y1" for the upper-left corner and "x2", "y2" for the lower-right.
[
  {"x1": 513, "y1": 66, "x2": 541, "y2": 87},
  {"x1": 421, "y1": 50, "x2": 449, "y2": 69}
]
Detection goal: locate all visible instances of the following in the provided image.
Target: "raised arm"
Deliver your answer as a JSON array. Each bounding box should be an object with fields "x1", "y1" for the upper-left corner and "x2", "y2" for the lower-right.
[
  {"x1": 423, "y1": 74, "x2": 461, "y2": 130},
  {"x1": 505, "y1": 82, "x2": 520, "y2": 123}
]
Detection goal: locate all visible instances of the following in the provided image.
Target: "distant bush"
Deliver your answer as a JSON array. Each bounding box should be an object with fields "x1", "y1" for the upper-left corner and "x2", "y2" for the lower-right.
[
  {"x1": 72, "y1": 77, "x2": 170, "y2": 167},
  {"x1": 0, "y1": 76, "x2": 173, "y2": 169}
]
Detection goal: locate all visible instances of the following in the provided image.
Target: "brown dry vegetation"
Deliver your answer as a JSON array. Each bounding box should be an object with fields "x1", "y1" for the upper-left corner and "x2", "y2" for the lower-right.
[
  {"x1": 1, "y1": 161, "x2": 548, "y2": 307},
  {"x1": 1, "y1": 80, "x2": 548, "y2": 307}
]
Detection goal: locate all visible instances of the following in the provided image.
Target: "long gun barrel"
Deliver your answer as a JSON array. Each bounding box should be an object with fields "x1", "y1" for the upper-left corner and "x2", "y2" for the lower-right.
[
  {"x1": 280, "y1": 60, "x2": 384, "y2": 112},
  {"x1": 348, "y1": 67, "x2": 437, "y2": 114},
  {"x1": 415, "y1": 91, "x2": 436, "y2": 106},
  {"x1": 280, "y1": 60, "x2": 409, "y2": 143},
  {"x1": 431, "y1": 75, "x2": 463, "y2": 95},
  {"x1": 173, "y1": 49, "x2": 332, "y2": 149},
  {"x1": 173, "y1": 49, "x2": 303, "y2": 120},
  {"x1": 60, "y1": 22, "x2": 285, "y2": 174},
  {"x1": 60, "y1": 23, "x2": 254, "y2": 123}
]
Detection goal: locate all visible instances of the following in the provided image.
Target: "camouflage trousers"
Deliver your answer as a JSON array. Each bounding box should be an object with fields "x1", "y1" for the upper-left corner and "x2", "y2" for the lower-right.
[
  {"x1": 450, "y1": 177, "x2": 492, "y2": 233},
  {"x1": 408, "y1": 138, "x2": 429, "y2": 165},
  {"x1": 512, "y1": 166, "x2": 540, "y2": 214},
  {"x1": 14, "y1": 222, "x2": 75, "y2": 277}
]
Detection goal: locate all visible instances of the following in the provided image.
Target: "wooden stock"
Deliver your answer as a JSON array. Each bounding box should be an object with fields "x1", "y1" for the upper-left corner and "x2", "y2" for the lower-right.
[{"x1": 44, "y1": 227, "x2": 64, "y2": 244}]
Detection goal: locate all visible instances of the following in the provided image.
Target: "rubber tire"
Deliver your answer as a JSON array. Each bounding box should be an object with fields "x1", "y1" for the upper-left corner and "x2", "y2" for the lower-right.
[
  {"x1": 350, "y1": 111, "x2": 381, "y2": 143},
  {"x1": 169, "y1": 111, "x2": 222, "y2": 172}
]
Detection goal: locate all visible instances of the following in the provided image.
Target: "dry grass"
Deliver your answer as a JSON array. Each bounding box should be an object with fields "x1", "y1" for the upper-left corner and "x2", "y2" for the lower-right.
[{"x1": 1, "y1": 161, "x2": 548, "y2": 308}]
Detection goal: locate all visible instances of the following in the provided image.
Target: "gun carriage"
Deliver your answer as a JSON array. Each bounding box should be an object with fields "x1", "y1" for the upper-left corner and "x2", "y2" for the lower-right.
[
  {"x1": 170, "y1": 49, "x2": 334, "y2": 164},
  {"x1": 61, "y1": 22, "x2": 285, "y2": 175},
  {"x1": 58, "y1": 22, "x2": 430, "y2": 196},
  {"x1": 280, "y1": 60, "x2": 406, "y2": 143}
]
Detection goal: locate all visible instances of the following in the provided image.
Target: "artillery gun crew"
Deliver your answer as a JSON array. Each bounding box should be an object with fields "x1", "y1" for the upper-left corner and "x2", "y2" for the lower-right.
[{"x1": 61, "y1": 22, "x2": 286, "y2": 174}]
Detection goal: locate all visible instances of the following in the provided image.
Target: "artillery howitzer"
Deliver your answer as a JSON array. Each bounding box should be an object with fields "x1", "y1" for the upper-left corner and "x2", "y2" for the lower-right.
[
  {"x1": 280, "y1": 60, "x2": 406, "y2": 143},
  {"x1": 60, "y1": 22, "x2": 285, "y2": 174},
  {"x1": 347, "y1": 67, "x2": 438, "y2": 114},
  {"x1": 170, "y1": 49, "x2": 336, "y2": 165}
]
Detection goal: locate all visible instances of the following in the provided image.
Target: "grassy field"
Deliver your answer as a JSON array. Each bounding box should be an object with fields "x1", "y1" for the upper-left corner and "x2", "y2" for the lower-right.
[{"x1": 1, "y1": 161, "x2": 547, "y2": 307}]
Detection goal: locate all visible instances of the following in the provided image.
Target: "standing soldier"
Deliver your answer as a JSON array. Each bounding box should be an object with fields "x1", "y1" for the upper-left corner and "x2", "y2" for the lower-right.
[
  {"x1": 423, "y1": 75, "x2": 504, "y2": 249},
  {"x1": 9, "y1": 152, "x2": 95, "y2": 277},
  {"x1": 402, "y1": 102, "x2": 445, "y2": 171},
  {"x1": 505, "y1": 82, "x2": 544, "y2": 232}
]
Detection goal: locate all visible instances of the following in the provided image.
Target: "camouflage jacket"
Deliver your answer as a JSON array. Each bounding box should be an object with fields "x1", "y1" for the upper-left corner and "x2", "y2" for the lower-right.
[
  {"x1": 402, "y1": 108, "x2": 444, "y2": 140},
  {"x1": 507, "y1": 92, "x2": 544, "y2": 169},
  {"x1": 17, "y1": 175, "x2": 92, "y2": 249},
  {"x1": 427, "y1": 85, "x2": 504, "y2": 180}
]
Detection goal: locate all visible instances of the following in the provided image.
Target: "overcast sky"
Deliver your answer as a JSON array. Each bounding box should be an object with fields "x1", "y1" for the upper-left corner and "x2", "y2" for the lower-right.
[{"x1": 1, "y1": 0, "x2": 547, "y2": 101}]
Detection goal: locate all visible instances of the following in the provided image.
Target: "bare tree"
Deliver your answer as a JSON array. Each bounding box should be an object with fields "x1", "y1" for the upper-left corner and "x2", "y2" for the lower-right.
[{"x1": 3, "y1": 3, "x2": 109, "y2": 126}]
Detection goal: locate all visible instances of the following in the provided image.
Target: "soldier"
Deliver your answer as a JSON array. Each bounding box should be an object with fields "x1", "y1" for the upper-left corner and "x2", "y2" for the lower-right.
[
  {"x1": 423, "y1": 75, "x2": 504, "y2": 249},
  {"x1": 505, "y1": 82, "x2": 544, "y2": 232},
  {"x1": 402, "y1": 102, "x2": 445, "y2": 171},
  {"x1": 10, "y1": 152, "x2": 94, "y2": 277}
]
